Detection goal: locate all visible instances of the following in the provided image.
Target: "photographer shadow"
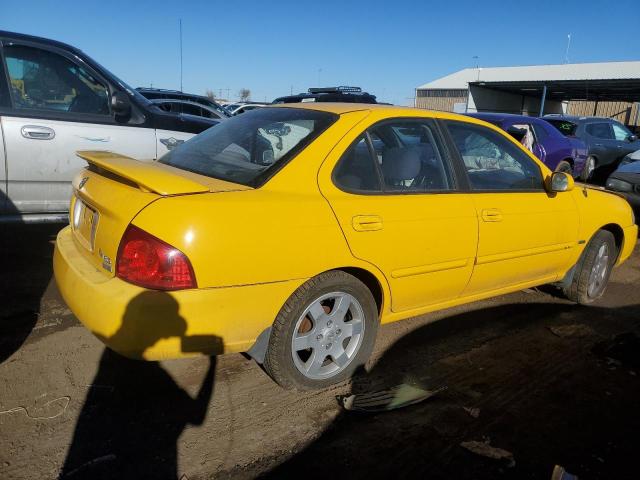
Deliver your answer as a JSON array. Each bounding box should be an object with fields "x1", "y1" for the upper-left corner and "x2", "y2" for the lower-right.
[{"x1": 59, "y1": 291, "x2": 220, "y2": 479}]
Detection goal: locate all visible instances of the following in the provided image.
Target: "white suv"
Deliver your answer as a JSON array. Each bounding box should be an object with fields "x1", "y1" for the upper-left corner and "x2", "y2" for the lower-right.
[{"x1": 0, "y1": 31, "x2": 219, "y2": 222}]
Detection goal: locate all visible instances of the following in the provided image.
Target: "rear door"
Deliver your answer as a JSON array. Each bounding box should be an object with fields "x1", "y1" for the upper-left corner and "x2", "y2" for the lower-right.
[
  {"x1": 585, "y1": 122, "x2": 617, "y2": 166},
  {"x1": 320, "y1": 118, "x2": 478, "y2": 313},
  {"x1": 0, "y1": 40, "x2": 157, "y2": 214}
]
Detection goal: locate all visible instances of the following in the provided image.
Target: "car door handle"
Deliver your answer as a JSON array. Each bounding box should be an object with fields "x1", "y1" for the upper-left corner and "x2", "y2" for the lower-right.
[
  {"x1": 594, "y1": 143, "x2": 603, "y2": 147},
  {"x1": 352, "y1": 215, "x2": 383, "y2": 231},
  {"x1": 21, "y1": 125, "x2": 55, "y2": 140},
  {"x1": 481, "y1": 208, "x2": 503, "y2": 222}
]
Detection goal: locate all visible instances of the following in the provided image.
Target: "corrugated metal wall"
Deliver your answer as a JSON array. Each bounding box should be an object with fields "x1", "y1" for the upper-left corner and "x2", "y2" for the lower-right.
[
  {"x1": 415, "y1": 89, "x2": 468, "y2": 112},
  {"x1": 566, "y1": 101, "x2": 639, "y2": 126},
  {"x1": 416, "y1": 89, "x2": 640, "y2": 127}
]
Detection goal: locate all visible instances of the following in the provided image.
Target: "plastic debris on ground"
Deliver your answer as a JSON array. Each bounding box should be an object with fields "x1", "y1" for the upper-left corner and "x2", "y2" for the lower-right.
[
  {"x1": 460, "y1": 439, "x2": 515, "y2": 468},
  {"x1": 341, "y1": 384, "x2": 446, "y2": 413}
]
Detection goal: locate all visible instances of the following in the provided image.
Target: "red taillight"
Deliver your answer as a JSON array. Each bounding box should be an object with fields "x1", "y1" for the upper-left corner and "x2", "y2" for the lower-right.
[{"x1": 116, "y1": 225, "x2": 196, "y2": 290}]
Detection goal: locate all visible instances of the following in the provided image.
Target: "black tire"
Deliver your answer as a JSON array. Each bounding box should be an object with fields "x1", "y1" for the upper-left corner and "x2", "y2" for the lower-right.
[
  {"x1": 264, "y1": 271, "x2": 379, "y2": 390},
  {"x1": 555, "y1": 160, "x2": 573, "y2": 176},
  {"x1": 564, "y1": 230, "x2": 617, "y2": 305},
  {"x1": 580, "y1": 155, "x2": 596, "y2": 182}
]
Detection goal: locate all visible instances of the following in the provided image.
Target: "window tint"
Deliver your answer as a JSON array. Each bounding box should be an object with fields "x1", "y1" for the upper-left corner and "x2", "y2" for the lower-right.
[
  {"x1": 546, "y1": 119, "x2": 577, "y2": 136},
  {"x1": 159, "y1": 107, "x2": 336, "y2": 187},
  {"x1": 4, "y1": 45, "x2": 109, "y2": 115},
  {"x1": 334, "y1": 136, "x2": 381, "y2": 192},
  {"x1": 612, "y1": 122, "x2": 632, "y2": 141},
  {"x1": 447, "y1": 121, "x2": 543, "y2": 191},
  {"x1": 586, "y1": 122, "x2": 613, "y2": 139}
]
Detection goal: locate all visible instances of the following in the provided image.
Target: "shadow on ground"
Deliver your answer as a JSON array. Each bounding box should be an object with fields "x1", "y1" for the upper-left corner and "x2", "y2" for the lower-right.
[
  {"x1": 0, "y1": 216, "x2": 63, "y2": 363},
  {"x1": 59, "y1": 292, "x2": 220, "y2": 479},
  {"x1": 263, "y1": 302, "x2": 640, "y2": 480}
]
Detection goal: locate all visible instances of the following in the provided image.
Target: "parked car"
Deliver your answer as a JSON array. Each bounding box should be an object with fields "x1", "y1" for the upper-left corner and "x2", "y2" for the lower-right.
[
  {"x1": 618, "y1": 148, "x2": 640, "y2": 168},
  {"x1": 0, "y1": 30, "x2": 219, "y2": 222},
  {"x1": 151, "y1": 99, "x2": 228, "y2": 120},
  {"x1": 272, "y1": 86, "x2": 378, "y2": 104},
  {"x1": 136, "y1": 87, "x2": 230, "y2": 119},
  {"x1": 229, "y1": 103, "x2": 266, "y2": 115},
  {"x1": 54, "y1": 104, "x2": 637, "y2": 390},
  {"x1": 606, "y1": 161, "x2": 640, "y2": 220},
  {"x1": 544, "y1": 115, "x2": 640, "y2": 182},
  {"x1": 467, "y1": 113, "x2": 588, "y2": 178}
]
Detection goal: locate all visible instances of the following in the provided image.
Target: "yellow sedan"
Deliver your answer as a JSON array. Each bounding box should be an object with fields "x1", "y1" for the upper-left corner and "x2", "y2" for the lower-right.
[{"x1": 54, "y1": 103, "x2": 637, "y2": 389}]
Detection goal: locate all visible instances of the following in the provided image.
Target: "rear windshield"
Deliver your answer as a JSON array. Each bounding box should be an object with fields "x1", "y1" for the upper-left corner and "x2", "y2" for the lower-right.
[
  {"x1": 546, "y1": 119, "x2": 577, "y2": 136},
  {"x1": 159, "y1": 107, "x2": 337, "y2": 187}
]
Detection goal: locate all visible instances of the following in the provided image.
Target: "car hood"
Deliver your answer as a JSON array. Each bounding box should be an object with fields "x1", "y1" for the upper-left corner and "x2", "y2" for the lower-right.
[{"x1": 615, "y1": 160, "x2": 640, "y2": 174}]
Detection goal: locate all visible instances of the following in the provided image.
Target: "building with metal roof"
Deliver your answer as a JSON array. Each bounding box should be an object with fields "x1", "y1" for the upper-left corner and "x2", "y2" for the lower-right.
[{"x1": 416, "y1": 61, "x2": 640, "y2": 127}]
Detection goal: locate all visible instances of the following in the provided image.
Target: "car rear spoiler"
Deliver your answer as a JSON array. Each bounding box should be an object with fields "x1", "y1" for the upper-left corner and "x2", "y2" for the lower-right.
[{"x1": 76, "y1": 150, "x2": 211, "y2": 196}]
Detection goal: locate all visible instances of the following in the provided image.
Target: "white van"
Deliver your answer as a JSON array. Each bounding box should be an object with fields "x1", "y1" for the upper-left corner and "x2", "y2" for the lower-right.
[{"x1": 0, "y1": 31, "x2": 219, "y2": 222}]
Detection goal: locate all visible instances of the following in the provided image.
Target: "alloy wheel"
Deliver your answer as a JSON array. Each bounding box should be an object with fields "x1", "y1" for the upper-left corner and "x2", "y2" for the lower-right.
[{"x1": 291, "y1": 292, "x2": 365, "y2": 380}]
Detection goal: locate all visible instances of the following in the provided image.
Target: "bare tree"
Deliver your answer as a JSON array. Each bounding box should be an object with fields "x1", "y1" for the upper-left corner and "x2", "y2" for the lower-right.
[
  {"x1": 239, "y1": 88, "x2": 251, "y2": 102},
  {"x1": 205, "y1": 89, "x2": 216, "y2": 101}
]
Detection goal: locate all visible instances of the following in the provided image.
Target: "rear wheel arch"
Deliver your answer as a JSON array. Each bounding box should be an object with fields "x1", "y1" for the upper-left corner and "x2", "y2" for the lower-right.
[{"x1": 337, "y1": 267, "x2": 385, "y2": 316}]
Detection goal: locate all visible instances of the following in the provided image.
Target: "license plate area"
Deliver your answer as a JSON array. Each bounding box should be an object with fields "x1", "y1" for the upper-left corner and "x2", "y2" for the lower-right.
[{"x1": 72, "y1": 196, "x2": 99, "y2": 251}]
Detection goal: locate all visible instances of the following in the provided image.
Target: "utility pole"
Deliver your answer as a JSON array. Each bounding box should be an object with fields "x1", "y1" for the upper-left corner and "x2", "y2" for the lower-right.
[
  {"x1": 565, "y1": 34, "x2": 571, "y2": 64},
  {"x1": 179, "y1": 19, "x2": 183, "y2": 92}
]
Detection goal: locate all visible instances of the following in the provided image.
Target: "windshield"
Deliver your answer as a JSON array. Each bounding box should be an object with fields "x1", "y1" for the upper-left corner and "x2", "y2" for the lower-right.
[
  {"x1": 158, "y1": 107, "x2": 337, "y2": 187},
  {"x1": 546, "y1": 119, "x2": 577, "y2": 136}
]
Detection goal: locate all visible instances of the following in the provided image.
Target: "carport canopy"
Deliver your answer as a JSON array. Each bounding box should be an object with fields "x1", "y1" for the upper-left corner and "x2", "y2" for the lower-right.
[{"x1": 471, "y1": 79, "x2": 640, "y2": 103}]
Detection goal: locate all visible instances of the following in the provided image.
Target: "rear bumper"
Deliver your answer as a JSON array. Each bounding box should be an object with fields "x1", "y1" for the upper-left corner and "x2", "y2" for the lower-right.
[
  {"x1": 54, "y1": 226, "x2": 303, "y2": 360},
  {"x1": 618, "y1": 224, "x2": 638, "y2": 265}
]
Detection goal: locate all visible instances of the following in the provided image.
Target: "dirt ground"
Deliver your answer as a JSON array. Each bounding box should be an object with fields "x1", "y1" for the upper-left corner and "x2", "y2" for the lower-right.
[{"x1": 1, "y1": 224, "x2": 639, "y2": 480}]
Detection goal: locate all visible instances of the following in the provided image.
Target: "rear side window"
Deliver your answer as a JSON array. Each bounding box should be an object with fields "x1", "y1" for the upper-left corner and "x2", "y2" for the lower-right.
[
  {"x1": 334, "y1": 120, "x2": 453, "y2": 193},
  {"x1": 546, "y1": 119, "x2": 577, "y2": 136},
  {"x1": 4, "y1": 44, "x2": 109, "y2": 115},
  {"x1": 586, "y1": 122, "x2": 613, "y2": 139},
  {"x1": 334, "y1": 136, "x2": 381, "y2": 192},
  {"x1": 446, "y1": 121, "x2": 543, "y2": 191},
  {"x1": 159, "y1": 107, "x2": 337, "y2": 187}
]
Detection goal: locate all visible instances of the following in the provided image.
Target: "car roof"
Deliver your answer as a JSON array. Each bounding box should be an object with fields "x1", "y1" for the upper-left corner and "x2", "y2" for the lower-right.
[
  {"x1": 544, "y1": 114, "x2": 616, "y2": 123},
  {"x1": 270, "y1": 102, "x2": 482, "y2": 123},
  {"x1": 468, "y1": 112, "x2": 547, "y2": 124},
  {"x1": 0, "y1": 30, "x2": 81, "y2": 54}
]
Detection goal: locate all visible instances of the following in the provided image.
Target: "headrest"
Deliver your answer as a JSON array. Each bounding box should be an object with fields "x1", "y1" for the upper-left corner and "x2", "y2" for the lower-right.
[{"x1": 382, "y1": 148, "x2": 421, "y2": 181}]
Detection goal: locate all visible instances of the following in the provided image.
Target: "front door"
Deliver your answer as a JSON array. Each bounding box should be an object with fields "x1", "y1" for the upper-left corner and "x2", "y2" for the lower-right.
[
  {"x1": 320, "y1": 118, "x2": 478, "y2": 313},
  {"x1": 1, "y1": 42, "x2": 157, "y2": 214},
  {"x1": 444, "y1": 120, "x2": 579, "y2": 295}
]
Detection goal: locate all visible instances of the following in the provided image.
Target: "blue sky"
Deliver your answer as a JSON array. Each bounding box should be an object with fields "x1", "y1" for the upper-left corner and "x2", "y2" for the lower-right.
[{"x1": 1, "y1": 0, "x2": 638, "y2": 105}]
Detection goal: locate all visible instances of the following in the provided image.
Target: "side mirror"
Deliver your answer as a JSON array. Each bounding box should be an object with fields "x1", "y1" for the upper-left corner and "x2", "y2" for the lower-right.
[
  {"x1": 627, "y1": 134, "x2": 638, "y2": 142},
  {"x1": 547, "y1": 171, "x2": 575, "y2": 192},
  {"x1": 111, "y1": 91, "x2": 132, "y2": 118}
]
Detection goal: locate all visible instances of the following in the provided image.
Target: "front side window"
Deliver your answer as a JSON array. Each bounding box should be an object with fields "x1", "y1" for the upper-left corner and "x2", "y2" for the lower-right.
[
  {"x1": 586, "y1": 122, "x2": 613, "y2": 139},
  {"x1": 4, "y1": 45, "x2": 109, "y2": 115},
  {"x1": 447, "y1": 121, "x2": 543, "y2": 191},
  {"x1": 159, "y1": 107, "x2": 337, "y2": 187},
  {"x1": 612, "y1": 122, "x2": 632, "y2": 141},
  {"x1": 334, "y1": 120, "x2": 453, "y2": 193}
]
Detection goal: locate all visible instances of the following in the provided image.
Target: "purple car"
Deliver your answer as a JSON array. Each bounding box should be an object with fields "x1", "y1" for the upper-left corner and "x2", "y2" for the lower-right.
[{"x1": 466, "y1": 113, "x2": 588, "y2": 179}]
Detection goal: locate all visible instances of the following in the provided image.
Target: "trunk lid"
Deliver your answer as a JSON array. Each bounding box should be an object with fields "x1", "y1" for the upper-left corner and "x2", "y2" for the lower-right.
[{"x1": 70, "y1": 150, "x2": 249, "y2": 277}]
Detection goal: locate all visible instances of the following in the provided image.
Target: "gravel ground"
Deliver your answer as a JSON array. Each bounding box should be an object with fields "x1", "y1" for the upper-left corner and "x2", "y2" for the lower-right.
[{"x1": 1, "y1": 224, "x2": 639, "y2": 479}]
